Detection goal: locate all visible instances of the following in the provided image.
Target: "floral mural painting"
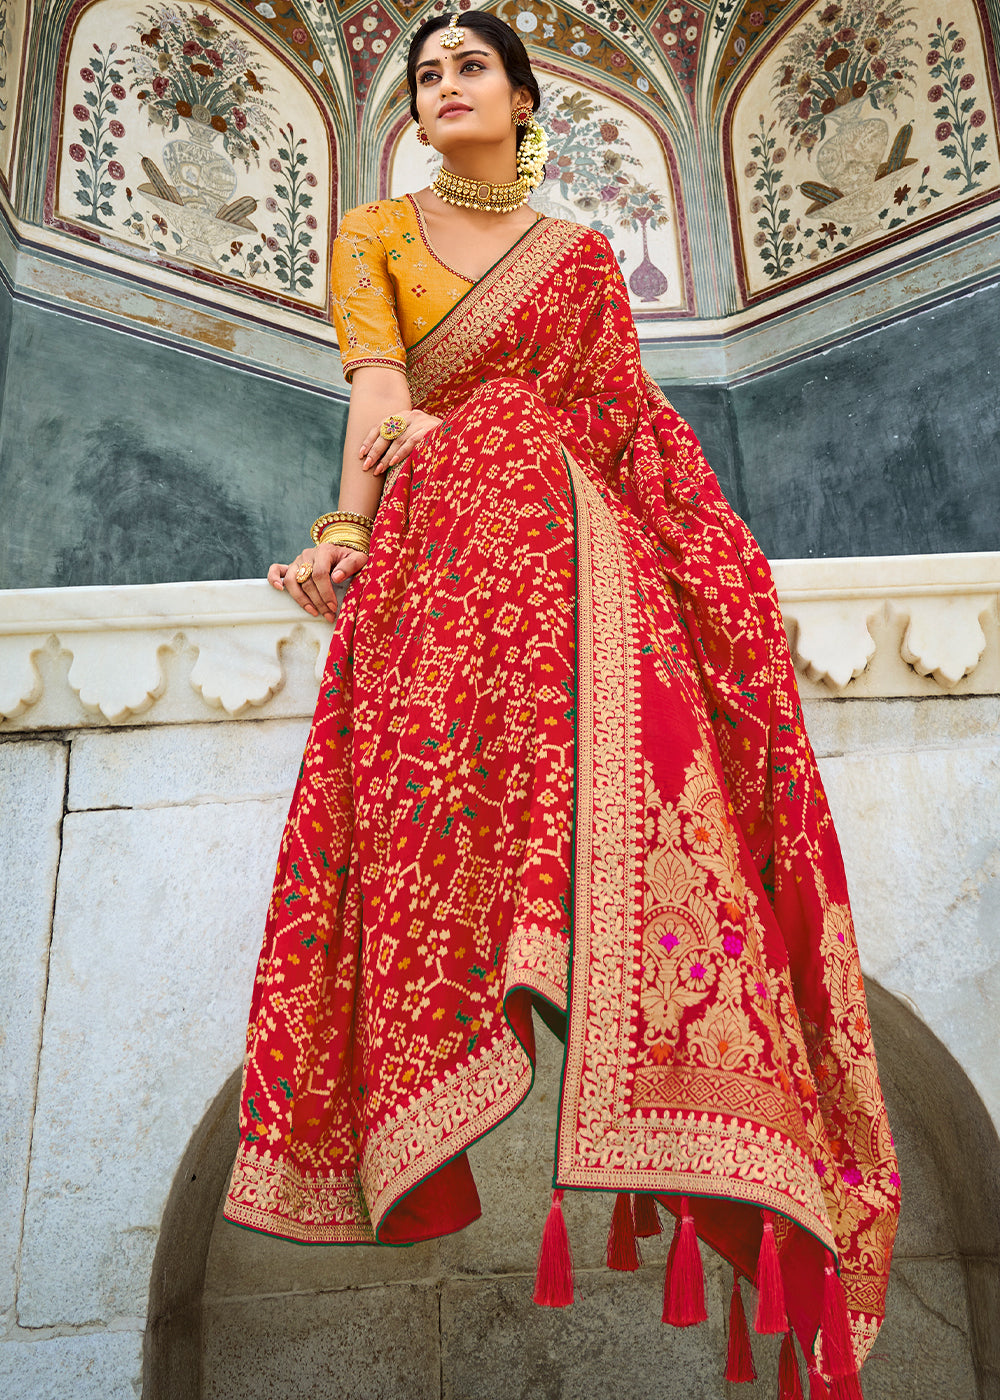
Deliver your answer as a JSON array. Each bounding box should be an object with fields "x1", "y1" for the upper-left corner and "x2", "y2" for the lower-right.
[
  {"x1": 652, "y1": 4, "x2": 703, "y2": 106},
  {"x1": 68, "y1": 46, "x2": 129, "y2": 229},
  {"x1": 730, "y1": 0, "x2": 999, "y2": 297},
  {"x1": 54, "y1": 2, "x2": 334, "y2": 315},
  {"x1": 0, "y1": 0, "x2": 28, "y2": 193},
  {"x1": 926, "y1": 16, "x2": 991, "y2": 192},
  {"x1": 0, "y1": 3, "x2": 9, "y2": 136},
  {"x1": 388, "y1": 74, "x2": 686, "y2": 313}
]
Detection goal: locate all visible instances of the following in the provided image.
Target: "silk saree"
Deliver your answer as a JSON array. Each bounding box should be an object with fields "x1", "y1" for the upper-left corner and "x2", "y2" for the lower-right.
[{"x1": 225, "y1": 215, "x2": 899, "y2": 1385}]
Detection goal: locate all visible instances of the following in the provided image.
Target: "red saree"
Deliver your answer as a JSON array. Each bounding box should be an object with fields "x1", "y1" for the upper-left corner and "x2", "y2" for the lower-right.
[{"x1": 225, "y1": 217, "x2": 899, "y2": 1384}]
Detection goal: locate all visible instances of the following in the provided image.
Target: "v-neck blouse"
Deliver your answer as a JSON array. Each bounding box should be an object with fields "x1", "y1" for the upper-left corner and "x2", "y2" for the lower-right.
[{"x1": 330, "y1": 196, "x2": 475, "y2": 382}]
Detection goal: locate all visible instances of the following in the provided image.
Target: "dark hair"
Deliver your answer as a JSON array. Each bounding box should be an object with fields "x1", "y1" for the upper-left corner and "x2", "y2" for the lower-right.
[{"x1": 406, "y1": 10, "x2": 541, "y2": 145}]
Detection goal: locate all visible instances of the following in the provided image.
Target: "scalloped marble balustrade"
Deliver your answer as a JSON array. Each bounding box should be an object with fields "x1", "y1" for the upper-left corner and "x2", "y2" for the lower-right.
[{"x1": 0, "y1": 553, "x2": 998, "y2": 731}]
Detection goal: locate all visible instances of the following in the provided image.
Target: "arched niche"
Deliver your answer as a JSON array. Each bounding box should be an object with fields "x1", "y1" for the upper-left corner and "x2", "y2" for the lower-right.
[
  {"x1": 48, "y1": 0, "x2": 338, "y2": 318},
  {"x1": 0, "y1": 0, "x2": 31, "y2": 204},
  {"x1": 383, "y1": 68, "x2": 694, "y2": 317},
  {"x1": 145, "y1": 981, "x2": 1000, "y2": 1397},
  {"x1": 723, "y1": 0, "x2": 1000, "y2": 304}
]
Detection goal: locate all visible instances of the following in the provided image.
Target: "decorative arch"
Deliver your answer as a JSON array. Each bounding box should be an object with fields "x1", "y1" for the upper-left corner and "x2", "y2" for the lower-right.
[
  {"x1": 0, "y1": 0, "x2": 32, "y2": 204},
  {"x1": 375, "y1": 58, "x2": 694, "y2": 317},
  {"x1": 722, "y1": 0, "x2": 1000, "y2": 304},
  {"x1": 46, "y1": 0, "x2": 340, "y2": 317},
  {"x1": 144, "y1": 982, "x2": 1000, "y2": 1396}
]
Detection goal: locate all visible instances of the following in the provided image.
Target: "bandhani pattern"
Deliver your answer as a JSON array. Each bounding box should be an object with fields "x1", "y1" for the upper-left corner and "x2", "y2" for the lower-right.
[{"x1": 226, "y1": 218, "x2": 898, "y2": 1377}]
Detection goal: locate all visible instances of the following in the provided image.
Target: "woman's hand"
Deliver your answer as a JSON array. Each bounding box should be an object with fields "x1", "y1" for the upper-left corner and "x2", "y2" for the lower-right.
[
  {"x1": 360, "y1": 409, "x2": 443, "y2": 476},
  {"x1": 268, "y1": 542, "x2": 368, "y2": 622}
]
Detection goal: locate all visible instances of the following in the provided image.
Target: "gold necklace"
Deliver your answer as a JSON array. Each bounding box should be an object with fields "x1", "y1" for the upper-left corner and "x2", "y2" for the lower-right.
[{"x1": 432, "y1": 166, "x2": 530, "y2": 214}]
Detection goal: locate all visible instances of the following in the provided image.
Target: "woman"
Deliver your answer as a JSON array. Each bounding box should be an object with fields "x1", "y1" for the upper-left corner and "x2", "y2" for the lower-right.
[{"x1": 225, "y1": 13, "x2": 898, "y2": 1393}]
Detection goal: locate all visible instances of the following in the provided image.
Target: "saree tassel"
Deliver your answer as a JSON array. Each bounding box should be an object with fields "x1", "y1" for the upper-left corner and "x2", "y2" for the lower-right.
[
  {"x1": 807, "y1": 1365, "x2": 831, "y2": 1400},
  {"x1": 633, "y1": 1192, "x2": 662, "y2": 1237},
  {"x1": 662, "y1": 1196, "x2": 707, "y2": 1327},
  {"x1": 606, "y1": 1191, "x2": 641, "y2": 1271},
  {"x1": 725, "y1": 1268, "x2": 757, "y2": 1382},
  {"x1": 533, "y1": 1189, "x2": 573, "y2": 1307},
  {"x1": 779, "y1": 1332, "x2": 804, "y2": 1400},
  {"x1": 754, "y1": 1210, "x2": 788, "y2": 1334},
  {"x1": 820, "y1": 1253, "x2": 857, "y2": 1377}
]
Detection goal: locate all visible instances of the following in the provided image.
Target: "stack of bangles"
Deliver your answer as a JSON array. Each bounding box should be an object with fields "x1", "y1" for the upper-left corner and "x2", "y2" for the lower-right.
[{"x1": 309, "y1": 509, "x2": 374, "y2": 554}]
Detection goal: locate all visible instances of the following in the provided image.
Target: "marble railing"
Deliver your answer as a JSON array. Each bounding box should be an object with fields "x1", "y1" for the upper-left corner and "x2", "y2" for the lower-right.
[{"x1": 1, "y1": 552, "x2": 998, "y2": 730}]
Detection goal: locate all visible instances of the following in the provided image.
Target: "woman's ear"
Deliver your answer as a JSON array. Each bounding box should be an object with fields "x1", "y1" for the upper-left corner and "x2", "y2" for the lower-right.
[{"x1": 512, "y1": 84, "x2": 534, "y2": 113}]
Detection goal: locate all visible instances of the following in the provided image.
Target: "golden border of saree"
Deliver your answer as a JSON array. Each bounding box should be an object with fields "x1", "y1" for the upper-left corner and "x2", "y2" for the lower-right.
[
  {"x1": 407, "y1": 218, "x2": 587, "y2": 405},
  {"x1": 556, "y1": 458, "x2": 837, "y2": 1250}
]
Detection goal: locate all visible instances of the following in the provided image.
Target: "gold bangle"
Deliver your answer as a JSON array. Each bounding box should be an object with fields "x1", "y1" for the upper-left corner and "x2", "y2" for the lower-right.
[
  {"x1": 310, "y1": 510, "x2": 375, "y2": 545},
  {"x1": 320, "y1": 527, "x2": 371, "y2": 553}
]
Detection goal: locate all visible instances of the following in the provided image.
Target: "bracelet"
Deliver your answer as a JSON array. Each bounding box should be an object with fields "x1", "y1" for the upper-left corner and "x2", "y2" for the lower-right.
[
  {"x1": 310, "y1": 510, "x2": 375, "y2": 545},
  {"x1": 320, "y1": 527, "x2": 372, "y2": 553}
]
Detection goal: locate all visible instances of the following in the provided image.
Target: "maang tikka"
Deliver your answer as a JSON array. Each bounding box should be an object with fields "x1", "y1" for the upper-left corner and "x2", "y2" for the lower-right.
[{"x1": 439, "y1": 13, "x2": 466, "y2": 48}]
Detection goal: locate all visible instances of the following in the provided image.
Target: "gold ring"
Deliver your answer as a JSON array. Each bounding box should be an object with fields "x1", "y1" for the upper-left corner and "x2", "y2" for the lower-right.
[
  {"x1": 295, "y1": 562, "x2": 314, "y2": 584},
  {"x1": 379, "y1": 414, "x2": 407, "y2": 442}
]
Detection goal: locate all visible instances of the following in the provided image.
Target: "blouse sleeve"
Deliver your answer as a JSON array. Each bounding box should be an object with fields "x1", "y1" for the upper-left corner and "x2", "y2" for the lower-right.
[{"x1": 329, "y1": 206, "x2": 407, "y2": 381}]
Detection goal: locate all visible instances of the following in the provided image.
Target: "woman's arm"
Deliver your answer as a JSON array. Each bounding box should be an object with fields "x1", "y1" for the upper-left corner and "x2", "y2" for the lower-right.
[{"x1": 270, "y1": 367, "x2": 411, "y2": 621}]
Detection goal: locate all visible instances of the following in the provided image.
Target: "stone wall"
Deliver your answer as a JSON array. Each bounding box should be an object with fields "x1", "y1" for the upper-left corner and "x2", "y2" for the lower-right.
[{"x1": 1, "y1": 564, "x2": 999, "y2": 1397}]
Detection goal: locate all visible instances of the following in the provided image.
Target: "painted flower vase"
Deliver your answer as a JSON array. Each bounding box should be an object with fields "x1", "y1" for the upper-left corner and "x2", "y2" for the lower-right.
[
  {"x1": 628, "y1": 216, "x2": 669, "y2": 303},
  {"x1": 815, "y1": 98, "x2": 889, "y2": 237},
  {"x1": 163, "y1": 118, "x2": 237, "y2": 216}
]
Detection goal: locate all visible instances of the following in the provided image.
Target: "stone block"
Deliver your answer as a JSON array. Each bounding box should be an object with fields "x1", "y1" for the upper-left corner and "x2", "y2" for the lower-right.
[
  {"x1": 862, "y1": 1258, "x2": 978, "y2": 1400},
  {"x1": 68, "y1": 717, "x2": 310, "y2": 811},
  {"x1": 0, "y1": 1330, "x2": 142, "y2": 1400},
  {"x1": 803, "y1": 695, "x2": 1000, "y2": 761},
  {"x1": 0, "y1": 739, "x2": 67, "y2": 1315},
  {"x1": 205, "y1": 1191, "x2": 443, "y2": 1297},
  {"x1": 202, "y1": 1283, "x2": 440, "y2": 1400},
  {"x1": 441, "y1": 1261, "x2": 729, "y2": 1400},
  {"x1": 17, "y1": 798, "x2": 287, "y2": 1327},
  {"x1": 818, "y1": 743, "x2": 1000, "y2": 1129},
  {"x1": 438, "y1": 1016, "x2": 622, "y2": 1279}
]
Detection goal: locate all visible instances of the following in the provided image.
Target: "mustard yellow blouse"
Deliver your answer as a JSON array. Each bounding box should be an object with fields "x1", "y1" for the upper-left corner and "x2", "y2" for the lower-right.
[{"x1": 330, "y1": 196, "x2": 474, "y2": 381}]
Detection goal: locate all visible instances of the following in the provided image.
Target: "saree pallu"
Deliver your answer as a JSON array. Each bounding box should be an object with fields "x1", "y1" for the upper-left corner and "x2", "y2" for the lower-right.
[{"x1": 225, "y1": 218, "x2": 899, "y2": 1380}]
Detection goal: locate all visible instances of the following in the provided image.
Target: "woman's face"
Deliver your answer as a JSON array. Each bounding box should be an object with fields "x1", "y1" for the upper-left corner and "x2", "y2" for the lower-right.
[{"x1": 413, "y1": 33, "x2": 530, "y2": 157}]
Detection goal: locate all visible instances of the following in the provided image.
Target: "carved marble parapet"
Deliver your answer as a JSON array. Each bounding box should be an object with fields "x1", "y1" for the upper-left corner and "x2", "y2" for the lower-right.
[
  {"x1": 772, "y1": 553, "x2": 1000, "y2": 697},
  {"x1": 1, "y1": 555, "x2": 997, "y2": 732}
]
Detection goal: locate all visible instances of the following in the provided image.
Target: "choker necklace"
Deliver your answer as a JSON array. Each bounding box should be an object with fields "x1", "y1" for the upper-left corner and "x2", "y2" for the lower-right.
[{"x1": 432, "y1": 166, "x2": 530, "y2": 214}]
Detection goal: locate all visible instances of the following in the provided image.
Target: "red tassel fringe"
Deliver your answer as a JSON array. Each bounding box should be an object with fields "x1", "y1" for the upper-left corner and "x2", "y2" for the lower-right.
[
  {"x1": 821, "y1": 1253, "x2": 857, "y2": 1378},
  {"x1": 807, "y1": 1366, "x2": 831, "y2": 1400},
  {"x1": 606, "y1": 1192, "x2": 641, "y2": 1271},
  {"x1": 533, "y1": 1189, "x2": 573, "y2": 1307},
  {"x1": 726, "y1": 1268, "x2": 757, "y2": 1382},
  {"x1": 633, "y1": 1192, "x2": 662, "y2": 1238},
  {"x1": 754, "y1": 1211, "x2": 788, "y2": 1334},
  {"x1": 662, "y1": 1196, "x2": 707, "y2": 1327},
  {"x1": 779, "y1": 1332, "x2": 804, "y2": 1400}
]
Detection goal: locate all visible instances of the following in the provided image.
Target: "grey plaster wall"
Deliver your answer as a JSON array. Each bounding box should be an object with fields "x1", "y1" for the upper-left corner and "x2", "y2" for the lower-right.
[
  {"x1": 1, "y1": 278, "x2": 997, "y2": 590},
  {"x1": 0, "y1": 300, "x2": 347, "y2": 589},
  {"x1": 665, "y1": 277, "x2": 1000, "y2": 561}
]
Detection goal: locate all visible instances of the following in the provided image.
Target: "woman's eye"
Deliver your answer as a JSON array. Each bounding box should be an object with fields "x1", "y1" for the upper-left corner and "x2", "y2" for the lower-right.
[{"x1": 419, "y1": 71, "x2": 439, "y2": 83}]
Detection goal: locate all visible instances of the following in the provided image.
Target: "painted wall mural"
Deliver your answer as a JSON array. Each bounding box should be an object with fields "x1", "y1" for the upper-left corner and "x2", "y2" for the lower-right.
[
  {"x1": 389, "y1": 73, "x2": 688, "y2": 313},
  {"x1": 0, "y1": 0, "x2": 30, "y2": 197},
  {"x1": 730, "y1": 0, "x2": 1000, "y2": 298},
  {"x1": 52, "y1": 1, "x2": 335, "y2": 313}
]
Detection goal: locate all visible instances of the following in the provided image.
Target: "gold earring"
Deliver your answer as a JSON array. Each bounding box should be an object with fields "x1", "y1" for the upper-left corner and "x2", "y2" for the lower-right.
[
  {"x1": 512, "y1": 105, "x2": 532, "y2": 127},
  {"x1": 416, "y1": 123, "x2": 430, "y2": 145}
]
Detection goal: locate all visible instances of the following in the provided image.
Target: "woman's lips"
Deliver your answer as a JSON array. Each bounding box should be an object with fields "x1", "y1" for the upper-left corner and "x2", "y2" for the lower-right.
[{"x1": 438, "y1": 104, "x2": 472, "y2": 118}]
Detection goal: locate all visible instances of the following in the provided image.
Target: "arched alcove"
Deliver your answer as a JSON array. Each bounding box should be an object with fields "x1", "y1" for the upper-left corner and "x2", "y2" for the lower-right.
[{"x1": 145, "y1": 981, "x2": 1000, "y2": 1398}]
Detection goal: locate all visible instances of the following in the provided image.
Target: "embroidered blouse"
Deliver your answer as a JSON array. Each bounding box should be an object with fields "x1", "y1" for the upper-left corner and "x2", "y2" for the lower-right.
[{"x1": 329, "y1": 195, "x2": 473, "y2": 381}]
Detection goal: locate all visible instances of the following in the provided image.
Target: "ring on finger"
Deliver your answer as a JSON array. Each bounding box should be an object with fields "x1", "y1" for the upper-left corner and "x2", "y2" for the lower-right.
[
  {"x1": 379, "y1": 414, "x2": 407, "y2": 442},
  {"x1": 295, "y1": 562, "x2": 314, "y2": 584}
]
